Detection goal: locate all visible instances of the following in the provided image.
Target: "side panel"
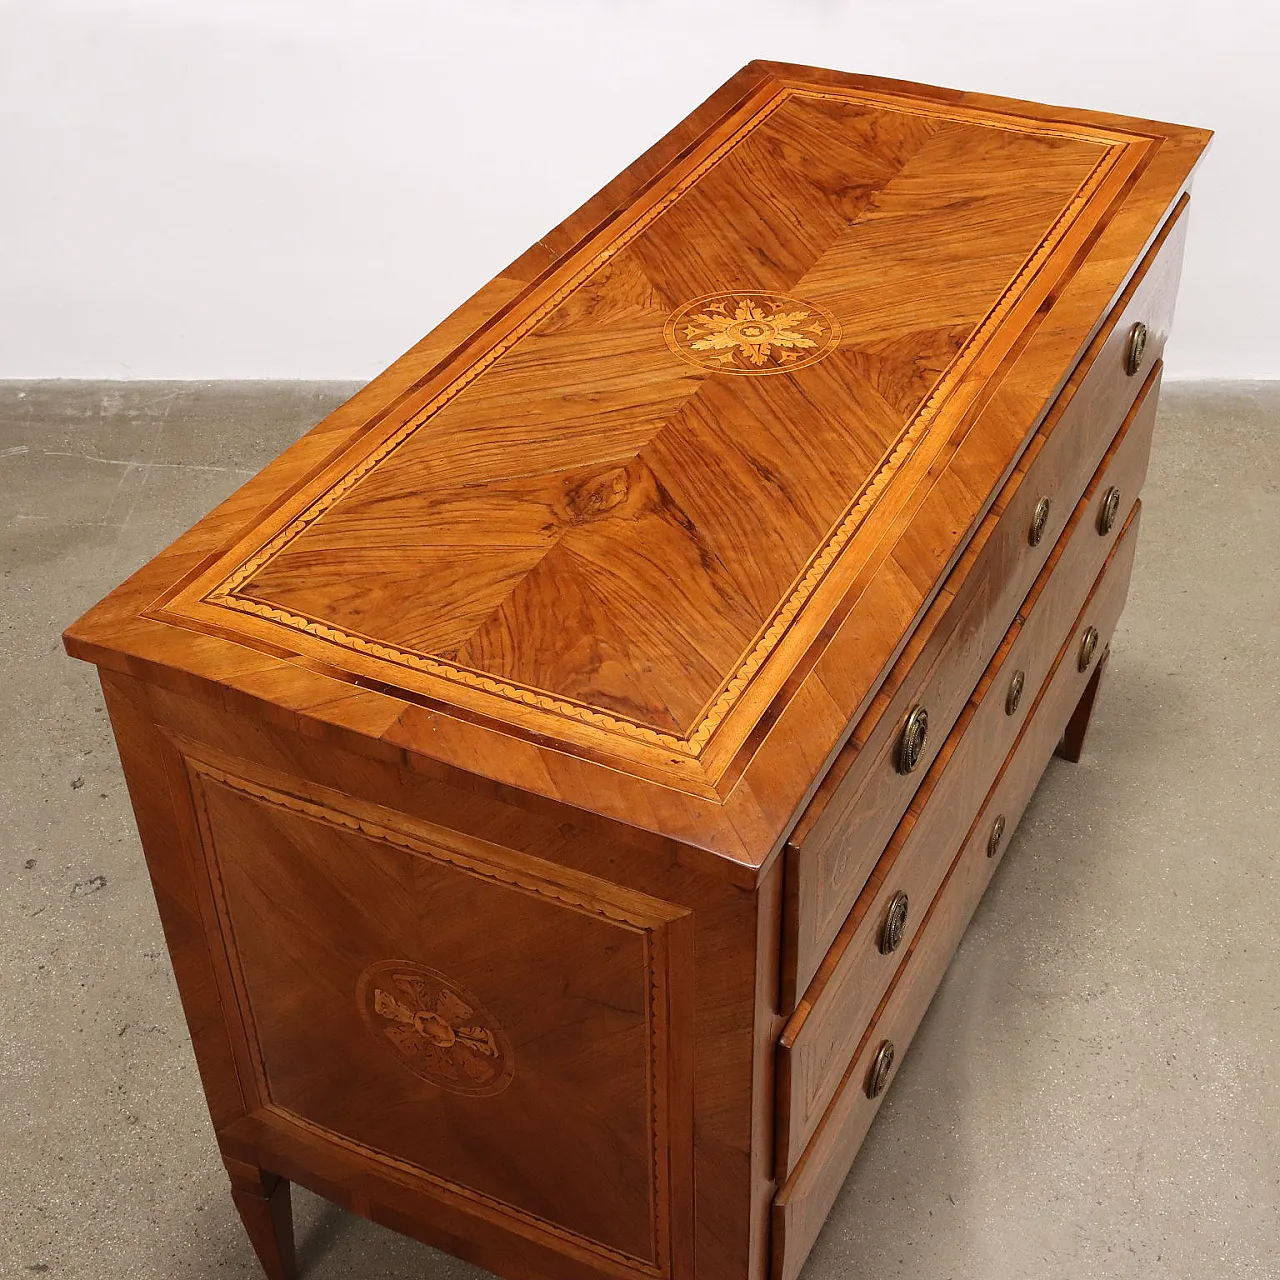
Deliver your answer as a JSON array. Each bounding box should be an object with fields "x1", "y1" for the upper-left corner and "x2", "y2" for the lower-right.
[
  {"x1": 181, "y1": 744, "x2": 686, "y2": 1270},
  {"x1": 98, "y1": 675, "x2": 767, "y2": 1280}
]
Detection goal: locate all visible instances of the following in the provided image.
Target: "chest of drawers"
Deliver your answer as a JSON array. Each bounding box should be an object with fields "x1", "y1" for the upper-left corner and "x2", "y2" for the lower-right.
[{"x1": 64, "y1": 62, "x2": 1210, "y2": 1280}]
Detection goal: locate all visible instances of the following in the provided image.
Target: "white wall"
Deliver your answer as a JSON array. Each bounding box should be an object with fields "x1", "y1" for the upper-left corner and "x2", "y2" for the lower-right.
[{"x1": 2, "y1": 0, "x2": 1274, "y2": 380}]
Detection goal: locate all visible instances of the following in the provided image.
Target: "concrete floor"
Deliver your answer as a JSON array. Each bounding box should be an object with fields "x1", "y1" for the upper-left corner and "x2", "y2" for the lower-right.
[{"x1": 2, "y1": 380, "x2": 1277, "y2": 1280}]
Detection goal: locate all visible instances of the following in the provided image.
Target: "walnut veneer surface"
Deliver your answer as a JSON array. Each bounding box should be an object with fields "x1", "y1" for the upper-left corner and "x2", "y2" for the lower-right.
[{"x1": 65, "y1": 63, "x2": 1209, "y2": 1280}]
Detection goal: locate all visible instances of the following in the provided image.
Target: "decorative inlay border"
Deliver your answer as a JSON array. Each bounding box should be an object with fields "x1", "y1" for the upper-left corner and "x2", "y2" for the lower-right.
[
  {"x1": 266, "y1": 1101, "x2": 670, "y2": 1277},
  {"x1": 186, "y1": 756, "x2": 676, "y2": 930},
  {"x1": 180, "y1": 749, "x2": 684, "y2": 1275},
  {"x1": 190, "y1": 82, "x2": 1137, "y2": 764}
]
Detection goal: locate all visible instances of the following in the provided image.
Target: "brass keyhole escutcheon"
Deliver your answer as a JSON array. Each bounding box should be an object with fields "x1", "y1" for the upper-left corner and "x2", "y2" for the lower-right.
[
  {"x1": 987, "y1": 813, "x2": 1007, "y2": 859},
  {"x1": 1098, "y1": 486, "x2": 1122, "y2": 536},
  {"x1": 1028, "y1": 496, "x2": 1051, "y2": 547},
  {"x1": 866, "y1": 1040, "x2": 896, "y2": 1099},
  {"x1": 879, "y1": 891, "x2": 910, "y2": 955},
  {"x1": 1079, "y1": 625, "x2": 1100, "y2": 672},
  {"x1": 1125, "y1": 321, "x2": 1148, "y2": 376},
  {"x1": 1006, "y1": 669, "x2": 1026, "y2": 717},
  {"x1": 896, "y1": 705, "x2": 929, "y2": 775}
]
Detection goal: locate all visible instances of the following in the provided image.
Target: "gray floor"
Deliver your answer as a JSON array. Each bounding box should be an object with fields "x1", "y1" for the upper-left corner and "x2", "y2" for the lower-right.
[{"x1": 2, "y1": 381, "x2": 1277, "y2": 1280}]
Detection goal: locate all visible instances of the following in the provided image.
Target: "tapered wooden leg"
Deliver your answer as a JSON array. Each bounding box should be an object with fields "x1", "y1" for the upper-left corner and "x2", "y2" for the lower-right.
[
  {"x1": 225, "y1": 1158, "x2": 297, "y2": 1280},
  {"x1": 1057, "y1": 645, "x2": 1110, "y2": 763}
]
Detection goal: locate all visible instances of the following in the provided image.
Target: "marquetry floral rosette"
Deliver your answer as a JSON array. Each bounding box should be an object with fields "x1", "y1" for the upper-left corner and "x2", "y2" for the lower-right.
[
  {"x1": 664, "y1": 291, "x2": 842, "y2": 375},
  {"x1": 356, "y1": 959, "x2": 515, "y2": 1096}
]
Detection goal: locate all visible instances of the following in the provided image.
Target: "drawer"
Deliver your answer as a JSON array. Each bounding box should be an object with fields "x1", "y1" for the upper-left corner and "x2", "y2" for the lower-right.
[
  {"x1": 771, "y1": 508, "x2": 1142, "y2": 1280},
  {"x1": 773, "y1": 369, "x2": 1160, "y2": 1176},
  {"x1": 780, "y1": 200, "x2": 1189, "y2": 1006}
]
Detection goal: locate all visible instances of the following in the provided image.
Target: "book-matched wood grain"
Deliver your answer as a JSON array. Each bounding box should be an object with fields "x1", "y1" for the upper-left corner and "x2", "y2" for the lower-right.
[
  {"x1": 174, "y1": 92, "x2": 1118, "y2": 765},
  {"x1": 65, "y1": 63, "x2": 1209, "y2": 1280},
  {"x1": 97, "y1": 666, "x2": 782, "y2": 1280},
  {"x1": 178, "y1": 744, "x2": 691, "y2": 1269},
  {"x1": 775, "y1": 364, "x2": 1162, "y2": 1176},
  {"x1": 772, "y1": 505, "x2": 1143, "y2": 1280},
  {"x1": 64, "y1": 64, "x2": 1210, "y2": 868}
]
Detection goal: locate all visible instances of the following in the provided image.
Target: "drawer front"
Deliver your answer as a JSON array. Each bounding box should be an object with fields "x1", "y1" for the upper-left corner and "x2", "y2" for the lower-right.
[
  {"x1": 771, "y1": 509, "x2": 1142, "y2": 1280},
  {"x1": 781, "y1": 201, "x2": 1189, "y2": 1006},
  {"x1": 774, "y1": 366, "x2": 1161, "y2": 1176},
  {"x1": 777, "y1": 369, "x2": 1161, "y2": 1174}
]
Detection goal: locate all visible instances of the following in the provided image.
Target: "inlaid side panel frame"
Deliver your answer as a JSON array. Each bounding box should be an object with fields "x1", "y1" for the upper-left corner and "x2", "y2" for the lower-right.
[
  {"x1": 174, "y1": 739, "x2": 694, "y2": 1279},
  {"x1": 129, "y1": 712, "x2": 697, "y2": 1280}
]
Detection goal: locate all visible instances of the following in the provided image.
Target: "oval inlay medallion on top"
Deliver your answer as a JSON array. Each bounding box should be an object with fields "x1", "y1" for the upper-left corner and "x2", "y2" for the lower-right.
[
  {"x1": 664, "y1": 291, "x2": 842, "y2": 375},
  {"x1": 356, "y1": 959, "x2": 515, "y2": 1096}
]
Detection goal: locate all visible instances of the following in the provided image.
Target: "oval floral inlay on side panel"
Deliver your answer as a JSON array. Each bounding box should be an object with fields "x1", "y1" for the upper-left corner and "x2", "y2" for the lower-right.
[{"x1": 356, "y1": 960, "x2": 515, "y2": 1096}]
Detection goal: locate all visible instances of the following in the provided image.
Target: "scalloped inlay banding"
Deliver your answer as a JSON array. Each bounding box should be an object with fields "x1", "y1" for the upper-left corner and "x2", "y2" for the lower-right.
[{"x1": 154, "y1": 80, "x2": 1144, "y2": 790}]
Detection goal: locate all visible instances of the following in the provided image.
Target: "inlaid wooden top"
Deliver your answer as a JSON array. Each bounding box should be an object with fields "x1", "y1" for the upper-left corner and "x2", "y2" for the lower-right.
[{"x1": 65, "y1": 63, "x2": 1210, "y2": 869}]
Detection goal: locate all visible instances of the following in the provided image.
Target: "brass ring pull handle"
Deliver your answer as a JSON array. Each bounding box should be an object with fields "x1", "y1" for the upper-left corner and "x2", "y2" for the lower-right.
[
  {"x1": 1124, "y1": 321, "x2": 1148, "y2": 376},
  {"x1": 1078, "y1": 625, "x2": 1100, "y2": 672},
  {"x1": 866, "y1": 1040, "x2": 896, "y2": 1099},
  {"x1": 987, "y1": 813, "x2": 1007, "y2": 859},
  {"x1": 1098, "y1": 486, "x2": 1122, "y2": 536},
  {"x1": 879, "y1": 892, "x2": 910, "y2": 955},
  {"x1": 896, "y1": 706, "x2": 929, "y2": 775},
  {"x1": 1006, "y1": 669, "x2": 1026, "y2": 717},
  {"x1": 1028, "y1": 496, "x2": 1052, "y2": 547}
]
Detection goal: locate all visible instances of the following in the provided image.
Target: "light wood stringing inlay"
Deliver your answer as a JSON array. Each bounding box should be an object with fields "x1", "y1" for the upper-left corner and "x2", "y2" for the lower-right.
[
  {"x1": 159, "y1": 82, "x2": 1148, "y2": 782},
  {"x1": 180, "y1": 748, "x2": 690, "y2": 1275}
]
